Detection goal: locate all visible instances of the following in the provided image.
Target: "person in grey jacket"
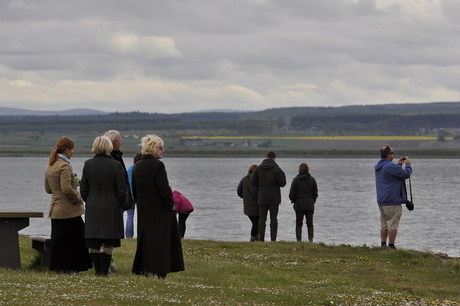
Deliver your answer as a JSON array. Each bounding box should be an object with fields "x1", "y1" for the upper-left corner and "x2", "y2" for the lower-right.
[
  {"x1": 237, "y1": 164, "x2": 259, "y2": 242},
  {"x1": 80, "y1": 136, "x2": 131, "y2": 276},
  {"x1": 289, "y1": 163, "x2": 318, "y2": 242},
  {"x1": 250, "y1": 151, "x2": 286, "y2": 242}
]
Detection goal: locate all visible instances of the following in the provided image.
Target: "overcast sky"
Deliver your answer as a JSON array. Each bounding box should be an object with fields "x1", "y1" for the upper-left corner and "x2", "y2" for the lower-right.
[{"x1": 1, "y1": 0, "x2": 459, "y2": 114}]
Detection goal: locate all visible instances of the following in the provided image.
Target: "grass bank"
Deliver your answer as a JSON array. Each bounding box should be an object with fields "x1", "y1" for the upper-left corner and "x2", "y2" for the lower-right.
[
  {"x1": 2, "y1": 131, "x2": 460, "y2": 158},
  {"x1": 1, "y1": 237, "x2": 459, "y2": 305}
]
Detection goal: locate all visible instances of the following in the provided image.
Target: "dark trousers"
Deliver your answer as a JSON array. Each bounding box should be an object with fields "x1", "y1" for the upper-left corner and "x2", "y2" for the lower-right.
[
  {"x1": 178, "y1": 211, "x2": 191, "y2": 238},
  {"x1": 258, "y1": 204, "x2": 279, "y2": 229},
  {"x1": 248, "y1": 215, "x2": 259, "y2": 236},
  {"x1": 295, "y1": 211, "x2": 314, "y2": 227}
]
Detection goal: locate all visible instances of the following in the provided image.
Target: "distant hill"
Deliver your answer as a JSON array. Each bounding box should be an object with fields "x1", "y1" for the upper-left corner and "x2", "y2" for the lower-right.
[
  {"x1": 194, "y1": 109, "x2": 251, "y2": 113},
  {"x1": 168, "y1": 101, "x2": 460, "y2": 122},
  {"x1": 2, "y1": 102, "x2": 460, "y2": 134},
  {"x1": 3, "y1": 101, "x2": 460, "y2": 120},
  {"x1": 0, "y1": 107, "x2": 108, "y2": 116}
]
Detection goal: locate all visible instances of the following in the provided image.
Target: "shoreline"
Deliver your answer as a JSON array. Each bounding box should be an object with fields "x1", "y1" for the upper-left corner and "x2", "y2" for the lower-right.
[{"x1": 19, "y1": 234, "x2": 459, "y2": 259}]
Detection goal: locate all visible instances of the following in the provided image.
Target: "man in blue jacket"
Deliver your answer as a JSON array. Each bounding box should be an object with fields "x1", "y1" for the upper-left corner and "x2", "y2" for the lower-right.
[{"x1": 374, "y1": 145, "x2": 412, "y2": 250}]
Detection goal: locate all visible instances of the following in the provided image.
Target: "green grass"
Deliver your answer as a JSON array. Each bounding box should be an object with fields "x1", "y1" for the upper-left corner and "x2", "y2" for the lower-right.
[
  {"x1": 1, "y1": 130, "x2": 460, "y2": 157},
  {"x1": 1, "y1": 237, "x2": 459, "y2": 305}
]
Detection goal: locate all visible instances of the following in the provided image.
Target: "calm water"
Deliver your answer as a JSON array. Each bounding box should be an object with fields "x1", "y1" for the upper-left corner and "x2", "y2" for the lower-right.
[{"x1": 1, "y1": 157, "x2": 459, "y2": 256}]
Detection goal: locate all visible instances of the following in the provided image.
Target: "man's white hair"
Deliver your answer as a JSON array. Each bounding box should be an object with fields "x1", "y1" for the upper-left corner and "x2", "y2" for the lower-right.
[{"x1": 104, "y1": 130, "x2": 121, "y2": 143}]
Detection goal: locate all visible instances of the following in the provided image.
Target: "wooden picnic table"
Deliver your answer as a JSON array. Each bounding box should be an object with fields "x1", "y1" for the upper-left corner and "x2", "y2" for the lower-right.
[{"x1": 0, "y1": 211, "x2": 44, "y2": 269}]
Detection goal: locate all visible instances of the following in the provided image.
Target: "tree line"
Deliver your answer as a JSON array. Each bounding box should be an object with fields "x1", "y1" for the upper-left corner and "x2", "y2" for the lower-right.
[
  {"x1": 290, "y1": 113, "x2": 460, "y2": 135},
  {"x1": 2, "y1": 102, "x2": 460, "y2": 136}
]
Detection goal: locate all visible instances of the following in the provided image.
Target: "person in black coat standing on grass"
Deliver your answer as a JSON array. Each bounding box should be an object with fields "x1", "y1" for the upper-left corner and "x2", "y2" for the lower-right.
[
  {"x1": 80, "y1": 136, "x2": 132, "y2": 276},
  {"x1": 237, "y1": 164, "x2": 259, "y2": 241},
  {"x1": 289, "y1": 163, "x2": 318, "y2": 242},
  {"x1": 131, "y1": 134, "x2": 184, "y2": 279},
  {"x1": 250, "y1": 151, "x2": 286, "y2": 242}
]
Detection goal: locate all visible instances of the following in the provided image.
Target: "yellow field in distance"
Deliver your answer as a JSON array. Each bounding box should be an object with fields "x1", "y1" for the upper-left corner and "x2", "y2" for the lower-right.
[{"x1": 182, "y1": 136, "x2": 447, "y2": 140}]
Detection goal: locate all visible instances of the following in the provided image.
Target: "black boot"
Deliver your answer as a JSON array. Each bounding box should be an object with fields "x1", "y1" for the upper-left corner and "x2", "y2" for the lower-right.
[
  {"x1": 91, "y1": 253, "x2": 101, "y2": 276},
  {"x1": 270, "y1": 228, "x2": 277, "y2": 242},
  {"x1": 258, "y1": 228, "x2": 265, "y2": 242},
  {"x1": 296, "y1": 227, "x2": 302, "y2": 242},
  {"x1": 307, "y1": 227, "x2": 314, "y2": 242},
  {"x1": 100, "y1": 253, "x2": 112, "y2": 276}
]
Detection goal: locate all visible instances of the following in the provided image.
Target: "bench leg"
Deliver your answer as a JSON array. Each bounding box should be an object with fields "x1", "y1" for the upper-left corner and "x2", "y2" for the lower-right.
[{"x1": 0, "y1": 218, "x2": 29, "y2": 269}]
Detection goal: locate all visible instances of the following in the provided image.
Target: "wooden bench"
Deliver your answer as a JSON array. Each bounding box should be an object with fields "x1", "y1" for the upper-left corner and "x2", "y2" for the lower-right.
[
  {"x1": 0, "y1": 211, "x2": 43, "y2": 270},
  {"x1": 31, "y1": 236, "x2": 51, "y2": 268}
]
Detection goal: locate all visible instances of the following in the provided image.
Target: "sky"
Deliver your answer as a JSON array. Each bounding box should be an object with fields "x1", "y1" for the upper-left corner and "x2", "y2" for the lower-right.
[{"x1": 1, "y1": 0, "x2": 460, "y2": 114}]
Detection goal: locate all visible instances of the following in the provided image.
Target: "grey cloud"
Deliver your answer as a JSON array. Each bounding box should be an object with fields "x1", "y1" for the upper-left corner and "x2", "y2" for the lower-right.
[{"x1": 1, "y1": 0, "x2": 460, "y2": 112}]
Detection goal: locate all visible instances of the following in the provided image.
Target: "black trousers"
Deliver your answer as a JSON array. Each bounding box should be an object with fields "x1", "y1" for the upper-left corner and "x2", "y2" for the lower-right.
[
  {"x1": 248, "y1": 215, "x2": 259, "y2": 236},
  {"x1": 178, "y1": 211, "x2": 192, "y2": 238}
]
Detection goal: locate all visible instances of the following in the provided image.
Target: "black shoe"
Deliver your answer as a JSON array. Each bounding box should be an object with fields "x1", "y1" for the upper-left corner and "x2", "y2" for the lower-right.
[
  {"x1": 389, "y1": 244, "x2": 397, "y2": 250},
  {"x1": 100, "y1": 253, "x2": 112, "y2": 276},
  {"x1": 91, "y1": 253, "x2": 101, "y2": 276}
]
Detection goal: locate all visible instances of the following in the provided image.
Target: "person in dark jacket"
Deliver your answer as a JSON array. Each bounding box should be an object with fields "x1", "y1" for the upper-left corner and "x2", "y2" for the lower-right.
[
  {"x1": 289, "y1": 163, "x2": 318, "y2": 242},
  {"x1": 104, "y1": 130, "x2": 135, "y2": 220},
  {"x1": 374, "y1": 144, "x2": 412, "y2": 250},
  {"x1": 131, "y1": 135, "x2": 185, "y2": 279},
  {"x1": 250, "y1": 151, "x2": 286, "y2": 242},
  {"x1": 80, "y1": 136, "x2": 132, "y2": 276},
  {"x1": 237, "y1": 164, "x2": 259, "y2": 241}
]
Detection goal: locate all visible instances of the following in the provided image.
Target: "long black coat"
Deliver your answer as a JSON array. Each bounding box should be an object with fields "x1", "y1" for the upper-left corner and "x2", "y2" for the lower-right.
[
  {"x1": 80, "y1": 154, "x2": 131, "y2": 240},
  {"x1": 289, "y1": 173, "x2": 318, "y2": 212},
  {"x1": 131, "y1": 154, "x2": 185, "y2": 275},
  {"x1": 237, "y1": 173, "x2": 259, "y2": 216}
]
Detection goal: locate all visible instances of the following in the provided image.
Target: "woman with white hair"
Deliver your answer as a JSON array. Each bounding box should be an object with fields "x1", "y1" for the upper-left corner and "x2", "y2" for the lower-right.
[
  {"x1": 80, "y1": 136, "x2": 132, "y2": 276},
  {"x1": 131, "y1": 134, "x2": 185, "y2": 279}
]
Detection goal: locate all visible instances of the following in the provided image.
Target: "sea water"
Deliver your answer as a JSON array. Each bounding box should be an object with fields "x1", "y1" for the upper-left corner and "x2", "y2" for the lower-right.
[{"x1": 1, "y1": 157, "x2": 458, "y2": 256}]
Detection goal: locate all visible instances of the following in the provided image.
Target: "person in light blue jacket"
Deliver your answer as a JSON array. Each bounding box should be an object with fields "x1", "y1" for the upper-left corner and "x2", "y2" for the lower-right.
[
  {"x1": 125, "y1": 152, "x2": 142, "y2": 238},
  {"x1": 374, "y1": 144, "x2": 412, "y2": 250}
]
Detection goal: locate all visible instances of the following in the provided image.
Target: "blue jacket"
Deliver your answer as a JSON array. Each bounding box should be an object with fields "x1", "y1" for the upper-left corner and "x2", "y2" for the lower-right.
[{"x1": 374, "y1": 159, "x2": 412, "y2": 206}]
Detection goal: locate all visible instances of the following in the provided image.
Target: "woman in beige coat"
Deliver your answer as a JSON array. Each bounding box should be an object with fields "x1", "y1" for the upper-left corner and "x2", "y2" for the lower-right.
[{"x1": 45, "y1": 136, "x2": 91, "y2": 273}]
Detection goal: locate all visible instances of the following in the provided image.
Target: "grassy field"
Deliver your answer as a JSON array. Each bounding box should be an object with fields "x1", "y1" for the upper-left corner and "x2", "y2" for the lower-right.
[
  {"x1": 183, "y1": 136, "x2": 446, "y2": 140},
  {"x1": 1, "y1": 237, "x2": 459, "y2": 305},
  {"x1": 1, "y1": 131, "x2": 460, "y2": 157}
]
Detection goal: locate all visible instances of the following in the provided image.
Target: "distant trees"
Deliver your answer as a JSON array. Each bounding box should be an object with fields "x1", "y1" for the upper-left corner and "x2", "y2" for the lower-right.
[
  {"x1": 3, "y1": 107, "x2": 460, "y2": 137},
  {"x1": 290, "y1": 113, "x2": 460, "y2": 135}
]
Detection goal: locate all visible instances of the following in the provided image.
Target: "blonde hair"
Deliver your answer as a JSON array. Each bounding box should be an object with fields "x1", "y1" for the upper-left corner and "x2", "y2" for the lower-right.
[
  {"x1": 92, "y1": 136, "x2": 113, "y2": 155},
  {"x1": 48, "y1": 137, "x2": 75, "y2": 165},
  {"x1": 140, "y1": 134, "x2": 164, "y2": 156}
]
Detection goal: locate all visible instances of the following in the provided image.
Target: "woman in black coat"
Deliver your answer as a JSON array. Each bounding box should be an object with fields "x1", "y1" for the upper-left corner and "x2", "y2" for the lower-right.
[
  {"x1": 80, "y1": 136, "x2": 131, "y2": 276},
  {"x1": 237, "y1": 164, "x2": 259, "y2": 241},
  {"x1": 131, "y1": 134, "x2": 184, "y2": 279},
  {"x1": 289, "y1": 163, "x2": 318, "y2": 242}
]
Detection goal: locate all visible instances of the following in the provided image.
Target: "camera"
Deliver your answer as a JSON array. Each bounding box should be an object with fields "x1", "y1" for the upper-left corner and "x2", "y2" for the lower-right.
[
  {"x1": 405, "y1": 200, "x2": 414, "y2": 211},
  {"x1": 401, "y1": 157, "x2": 406, "y2": 160}
]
